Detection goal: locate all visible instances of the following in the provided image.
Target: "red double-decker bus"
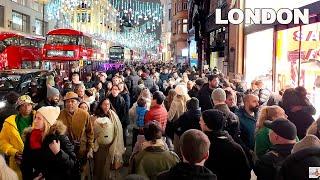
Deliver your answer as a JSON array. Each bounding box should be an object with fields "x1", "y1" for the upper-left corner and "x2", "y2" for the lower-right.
[
  {"x1": 0, "y1": 32, "x2": 44, "y2": 70},
  {"x1": 42, "y1": 29, "x2": 95, "y2": 76}
]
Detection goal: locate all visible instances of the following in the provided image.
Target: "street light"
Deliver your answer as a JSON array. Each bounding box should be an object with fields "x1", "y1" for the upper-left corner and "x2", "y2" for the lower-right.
[{"x1": 37, "y1": 0, "x2": 49, "y2": 36}]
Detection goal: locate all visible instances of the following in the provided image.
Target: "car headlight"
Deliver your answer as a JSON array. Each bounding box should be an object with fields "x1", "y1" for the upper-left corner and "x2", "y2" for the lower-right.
[{"x1": 0, "y1": 101, "x2": 6, "y2": 109}]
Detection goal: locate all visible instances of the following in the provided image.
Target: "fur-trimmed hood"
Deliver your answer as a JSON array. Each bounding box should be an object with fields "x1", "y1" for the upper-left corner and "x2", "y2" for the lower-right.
[
  {"x1": 22, "y1": 127, "x2": 33, "y2": 143},
  {"x1": 48, "y1": 121, "x2": 67, "y2": 136}
]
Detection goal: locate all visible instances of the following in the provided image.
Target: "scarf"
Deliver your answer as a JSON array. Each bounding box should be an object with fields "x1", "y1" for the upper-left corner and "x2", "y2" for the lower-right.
[
  {"x1": 30, "y1": 129, "x2": 43, "y2": 149},
  {"x1": 108, "y1": 110, "x2": 126, "y2": 164}
]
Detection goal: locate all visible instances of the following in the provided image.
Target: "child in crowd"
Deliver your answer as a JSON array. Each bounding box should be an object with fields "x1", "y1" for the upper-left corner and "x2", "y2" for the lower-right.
[{"x1": 132, "y1": 98, "x2": 148, "y2": 150}]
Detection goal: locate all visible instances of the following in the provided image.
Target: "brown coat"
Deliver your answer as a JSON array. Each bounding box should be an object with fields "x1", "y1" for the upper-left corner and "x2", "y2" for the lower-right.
[{"x1": 58, "y1": 108, "x2": 94, "y2": 158}]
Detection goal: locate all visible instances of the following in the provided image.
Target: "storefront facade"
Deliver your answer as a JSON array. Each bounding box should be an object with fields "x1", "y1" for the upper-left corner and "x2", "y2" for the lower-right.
[{"x1": 244, "y1": 0, "x2": 320, "y2": 116}]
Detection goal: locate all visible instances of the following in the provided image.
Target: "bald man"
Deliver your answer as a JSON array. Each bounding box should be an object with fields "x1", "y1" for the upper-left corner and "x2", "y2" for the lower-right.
[{"x1": 236, "y1": 94, "x2": 259, "y2": 151}]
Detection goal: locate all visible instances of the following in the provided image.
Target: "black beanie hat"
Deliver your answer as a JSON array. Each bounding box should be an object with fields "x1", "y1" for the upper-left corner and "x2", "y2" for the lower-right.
[
  {"x1": 202, "y1": 109, "x2": 226, "y2": 131},
  {"x1": 187, "y1": 97, "x2": 200, "y2": 110}
]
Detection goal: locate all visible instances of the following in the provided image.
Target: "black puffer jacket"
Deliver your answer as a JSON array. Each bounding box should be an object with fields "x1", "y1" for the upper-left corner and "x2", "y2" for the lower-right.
[
  {"x1": 42, "y1": 121, "x2": 79, "y2": 180},
  {"x1": 197, "y1": 83, "x2": 214, "y2": 112},
  {"x1": 173, "y1": 109, "x2": 201, "y2": 137},
  {"x1": 205, "y1": 131, "x2": 251, "y2": 180},
  {"x1": 157, "y1": 162, "x2": 217, "y2": 180}
]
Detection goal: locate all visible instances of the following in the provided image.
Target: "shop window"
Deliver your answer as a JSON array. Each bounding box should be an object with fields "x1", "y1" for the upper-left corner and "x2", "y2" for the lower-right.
[
  {"x1": 12, "y1": 11, "x2": 29, "y2": 33},
  {"x1": 245, "y1": 28, "x2": 273, "y2": 90}
]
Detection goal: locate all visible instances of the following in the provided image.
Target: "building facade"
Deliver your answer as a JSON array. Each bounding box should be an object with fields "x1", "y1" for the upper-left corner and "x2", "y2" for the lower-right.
[
  {"x1": 171, "y1": 0, "x2": 188, "y2": 64},
  {"x1": 0, "y1": 0, "x2": 53, "y2": 36},
  {"x1": 160, "y1": 0, "x2": 172, "y2": 61}
]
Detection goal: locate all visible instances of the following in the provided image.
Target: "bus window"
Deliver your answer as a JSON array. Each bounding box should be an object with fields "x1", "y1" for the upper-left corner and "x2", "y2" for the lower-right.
[
  {"x1": 4, "y1": 37, "x2": 20, "y2": 46},
  {"x1": 20, "y1": 38, "x2": 31, "y2": 46},
  {"x1": 0, "y1": 41, "x2": 6, "y2": 52},
  {"x1": 46, "y1": 35, "x2": 79, "y2": 45},
  {"x1": 30, "y1": 39, "x2": 38, "y2": 47}
]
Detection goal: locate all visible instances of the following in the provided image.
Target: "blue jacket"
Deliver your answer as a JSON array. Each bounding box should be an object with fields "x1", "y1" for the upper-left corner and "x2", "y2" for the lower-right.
[
  {"x1": 136, "y1": 106, "x2": 148, "y2": 128},
  {"x1": 235, "y1": 107, "x2": 257, "y2": 150}
]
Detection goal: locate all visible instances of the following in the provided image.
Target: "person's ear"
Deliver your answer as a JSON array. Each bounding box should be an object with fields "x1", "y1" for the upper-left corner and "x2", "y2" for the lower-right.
[{"x1": 204, "y1": 151, "x2": 209, "y2": 160}]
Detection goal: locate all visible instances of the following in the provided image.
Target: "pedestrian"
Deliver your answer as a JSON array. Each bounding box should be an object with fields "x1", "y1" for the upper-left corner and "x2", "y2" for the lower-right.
[
  {"x1": 132, "y1": 97, "x2": 148, "y2": 150},
  {"x1": 58, "y1": 92, "x2": 94, "y2": 179},
  {"x1": 211, "y1": 88, "x2": 240, "y2": 141},
  {"x1": 108, "y1": 85, "x2": 129, "y2": 146},
  {"x1": 36, "y1": 85, "x2": 62, "y2": 110},
  {"x1": 164, "y1": 89, "x2": 177, "y2": 111},
  {"x1": 130, "y1": 121, "x2": 179, "y2": 179},
  {"x1": 93, "y1": 97, "x2": 126, "y2": 180},
  {"x1": 282, "y1": 88, "x2": 315, "y2": 139},
  {"x1": 158, "y1": 129, "x2": 217, "y2": 180},
  {"x1": 236, "y1": 94, "x2": 259, "y2": 151},
  {"x1": 200, "y1": 109, "x2": 251, "y2": 180},
  {"x1": 254, "y1": 118, "x2": 297, "y2": 180},
  {"x1": 83, "y1": 73, "x2": 94, "y2": 89},
  {"x1": 279, "y1": 134, "x2": 320, "y2": 180},
  {"x1": 0, "y1": 91, "x2": 19, "y2": 130},
  {"x1": 197, "y1": 74, "x2": 220, "y2": 111},
  {"x1": 144, "y1": 91, "x2": 168, "y2": 131},
  {"x1": 254, "y1": 105, "x2": 289, "y2": 159},
  {"x1": 173, "y1": 97, "x2": 201, "y2": 137},
  {"x1": 0, "y1": 95, "x2": 35, "y2": 179},
  {"x1": 225, "y1": 89, "x2": 238, "y2": 113}
]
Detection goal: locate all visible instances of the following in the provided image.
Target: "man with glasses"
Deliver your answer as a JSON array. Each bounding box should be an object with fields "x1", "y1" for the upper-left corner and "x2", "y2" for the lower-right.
[
  {"x1": 58, "y1": 92, "x2": 94, "y2": 179},
  {"x1": 0, "y1": 95, "x2": 35, "y2": 179}
]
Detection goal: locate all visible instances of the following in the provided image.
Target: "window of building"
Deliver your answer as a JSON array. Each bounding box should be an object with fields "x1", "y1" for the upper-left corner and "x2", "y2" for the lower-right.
[
  {"x1": 35, "y1": 19, "x2": 47, "y2": 36},
  {"x1": 11, "y1": 0, "x2": 26, "y2": 6},
  {"x1": 0, "y1": 6, "x2": 4, "y2": 27},
  {"x1": 35, "y1": 19, "x2": 42, "y2": 35},
  {"x1": 183, "y1": 19, "x2": 188, "y2": 33},
  {"x1": 32, "y1": 2, "x2": 42, "y2": 12},
  {"x1": 174, "y1": 3, "x2": 177, "y2": 15},
  {"x1": 12, "y1": 11, "x2": 29, "y2": 33},
  {"x1": 168, "y1": 8, "x2": 172, "y2": 21},
  {"x1": 177, "y1": 19, "x2": 182, "y2": 33},
  {"x1": 183, "y1": 2, "x2": 188, "y2": 10},
  {"x1": 178, "y1": 2, "x2": 182, "y2": 12}
]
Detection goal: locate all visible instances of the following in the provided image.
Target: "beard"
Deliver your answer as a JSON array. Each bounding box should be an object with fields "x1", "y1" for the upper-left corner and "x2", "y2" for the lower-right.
[
  {"x1": 49, "y1": 99, "x2": 59, "y2": 106},
  {"x1": 250, "y1": 106, "x2": 259, "y2": 113}
]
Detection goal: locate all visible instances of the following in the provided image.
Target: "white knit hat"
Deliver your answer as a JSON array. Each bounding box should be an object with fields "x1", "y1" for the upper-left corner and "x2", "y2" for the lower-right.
[
  {"x1": 37, "y1": 106, "x2": 60, "y2": 126},
  {"x1": 175, "y1": 84, "x2": 188, "y2": 96}
]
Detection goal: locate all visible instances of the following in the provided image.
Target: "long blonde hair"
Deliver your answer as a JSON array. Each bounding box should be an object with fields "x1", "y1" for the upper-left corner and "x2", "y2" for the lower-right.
[{"x1": 256, "y1": 105, "x2": 286, "y2": 131}]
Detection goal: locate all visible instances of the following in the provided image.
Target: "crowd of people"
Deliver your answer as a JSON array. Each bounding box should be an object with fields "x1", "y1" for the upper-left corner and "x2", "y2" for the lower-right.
[{"x1": 0, "y1": 62, "x2": 320, "y2": 180}]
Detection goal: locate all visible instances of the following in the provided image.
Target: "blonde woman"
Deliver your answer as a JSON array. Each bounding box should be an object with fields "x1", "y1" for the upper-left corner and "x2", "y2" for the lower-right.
[
  {"x1": 254, "y1": 105, "x2": 288, "y2": 158},
  {"x1": 168, "y1": 84, "x2": 191, "y2": 122},
  {"x1": 168, "y1": 84, "x2": 190, "y2": 155},
  {"x1": 21, "y1": 106, "x2": 79, "y2": 180}
]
